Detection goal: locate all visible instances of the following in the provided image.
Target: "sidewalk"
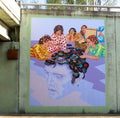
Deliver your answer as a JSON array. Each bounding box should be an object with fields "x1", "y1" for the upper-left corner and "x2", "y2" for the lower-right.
[{"x1": 0, "y1": 116, "x2": 120, "y2": 118}]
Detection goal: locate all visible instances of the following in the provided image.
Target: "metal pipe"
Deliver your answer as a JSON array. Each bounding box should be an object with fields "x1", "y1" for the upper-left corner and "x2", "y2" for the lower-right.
[{"x1": 20, "y1": 3, "x2": 120, "y2": 9}]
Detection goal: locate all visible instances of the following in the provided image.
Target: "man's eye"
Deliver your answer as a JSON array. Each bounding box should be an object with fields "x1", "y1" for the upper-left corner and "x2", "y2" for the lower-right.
[{"x1": 54, "y1": 74, "x2": 63, "y2": 79}]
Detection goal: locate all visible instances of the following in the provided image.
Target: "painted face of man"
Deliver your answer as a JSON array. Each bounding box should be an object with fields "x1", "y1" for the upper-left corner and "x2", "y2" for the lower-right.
[{"x1": 44, "y1": 64, "x2": 72, "y2": 99}]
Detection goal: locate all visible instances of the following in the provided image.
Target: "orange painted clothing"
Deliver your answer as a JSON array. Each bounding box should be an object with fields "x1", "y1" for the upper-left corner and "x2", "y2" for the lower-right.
[
  {"x1": 66, "y1": 34, "x2": 80, "y2": 42},
  {"x1": 30, "y1": 44, "x2": 51, "y2": 60},
  {"x1": 75, "y1": 33, "x2": 86, "y2": 43}
]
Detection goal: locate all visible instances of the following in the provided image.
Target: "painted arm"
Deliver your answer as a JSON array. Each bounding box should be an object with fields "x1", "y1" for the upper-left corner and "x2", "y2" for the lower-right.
[
  {"x1": 80, "y1": 54, "x2": 100, "y2": 60},
  {"x1": 81, "y1": 46, "x2": 99, "y2": 60}
]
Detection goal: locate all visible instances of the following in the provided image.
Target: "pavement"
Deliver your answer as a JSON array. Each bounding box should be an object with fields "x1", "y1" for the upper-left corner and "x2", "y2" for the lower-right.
[{"x1": 0, "y1": 116, "x2": 120, "y2": 118}]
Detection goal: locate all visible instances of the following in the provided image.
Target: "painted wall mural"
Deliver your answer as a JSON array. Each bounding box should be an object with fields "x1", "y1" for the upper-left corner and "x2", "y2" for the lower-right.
[{"x1": 30, "y1": 17, "x2": 105, "y2": 106}]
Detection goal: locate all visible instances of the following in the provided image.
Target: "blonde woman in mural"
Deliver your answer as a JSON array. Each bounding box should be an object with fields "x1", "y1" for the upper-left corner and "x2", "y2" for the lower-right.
[
  {"x1": 30, "y1": 35, "x2": 59, "y2": 60},
  {"x1": 80, "y1": 35, "x2": 105, "y2": 60}
]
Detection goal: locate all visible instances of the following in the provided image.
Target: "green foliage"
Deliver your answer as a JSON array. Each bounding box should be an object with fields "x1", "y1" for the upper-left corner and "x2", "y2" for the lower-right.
[
  {"x1": 46, "y1": 0, "x2": 87, "y2": 10},
  {"x1": 47, "y1": 0, "x2": 61, "y2": 4},
  {"x1": 46, "y1": 0, "x2": 118, "y2": 10},
  {"x1": 65, "y1": 0, "x2": 74, "y2": 4},
  {"x1": 47, "y1": 0, "x2": 87, "y2": 4},
  {"x1": 76, "y1": 0, "x2": 86, "y2": 4}
]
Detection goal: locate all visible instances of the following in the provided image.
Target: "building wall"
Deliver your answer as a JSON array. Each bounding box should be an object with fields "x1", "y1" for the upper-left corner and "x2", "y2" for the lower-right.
[
  {"x1": 0, "y1": 0, "x2": 20, "y2": 114},
  {"x1": 19, "y1": 10, "x2": 120, "y2": 114},
  {"x1": 0, "y1": 9, "x2": 120, "y2": 114},
  {"x1": 0, "y1": 42, "x2": 19, "y2": 114}
]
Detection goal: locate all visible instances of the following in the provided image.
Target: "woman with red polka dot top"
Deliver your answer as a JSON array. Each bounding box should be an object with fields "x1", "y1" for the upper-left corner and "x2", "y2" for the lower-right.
[{"x1": 51, "y1": 25, "x2": 66, "y2": 53}]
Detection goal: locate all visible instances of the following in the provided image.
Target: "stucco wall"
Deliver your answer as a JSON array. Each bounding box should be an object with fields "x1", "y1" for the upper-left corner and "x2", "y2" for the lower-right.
[
  {"x1": 0, "y1": 42, "x2": 19, "y2": 114},
  {"x1": 0, "y1": 9, "x2": 120, "y2": 114},
  {"x1": 19, "y1": 10, "x2": 120, "y2": 114}
]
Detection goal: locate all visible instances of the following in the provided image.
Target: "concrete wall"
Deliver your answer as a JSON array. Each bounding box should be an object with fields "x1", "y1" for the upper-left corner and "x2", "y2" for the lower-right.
[
  {"x1": 0, "y1": 9, "x2": 120, "y2": 114},
  {"x1": 19, "y1": 9, "x2": 120, "y2": 114},
  {"x1": 0, "y1": 42, "x2": 19, "y2": 114}
]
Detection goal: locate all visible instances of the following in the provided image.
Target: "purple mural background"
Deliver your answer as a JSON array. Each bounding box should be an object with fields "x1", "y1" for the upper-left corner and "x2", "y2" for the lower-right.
[{"x1": 30, "y1": 17, "x2": 105, "y2": 106}]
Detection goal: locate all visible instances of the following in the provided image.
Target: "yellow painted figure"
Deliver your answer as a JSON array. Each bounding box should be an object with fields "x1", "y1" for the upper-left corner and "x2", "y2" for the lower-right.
[
  {"x1": 30, "y1": 35, "x2": 52, "y2": 60},
  {"x1": 30, "y1": 44, "x2": 51, "y2": 60}
]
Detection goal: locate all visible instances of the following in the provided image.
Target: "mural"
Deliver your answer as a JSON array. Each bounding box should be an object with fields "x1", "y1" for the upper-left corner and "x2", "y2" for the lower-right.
[{"x1": 30, "y1": 17, "x2": 105, "y2": 106}]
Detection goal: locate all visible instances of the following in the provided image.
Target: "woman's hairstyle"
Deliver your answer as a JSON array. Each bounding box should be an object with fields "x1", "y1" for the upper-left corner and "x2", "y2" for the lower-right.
[
  {"x1": 87, "y1": 35, "x2": 99, "y2": 44},
  {"x1": 69, "y1": 27, "x2": 76, "y2": 35},
  {"x1": 54, "y1": 25, "x2": 64, "y2": 34},
  {"x1": 81, "y1": 25, "x2": 87, "y2": 29},
  {"x1": 39, "y1": 35, "x2": 52, "y2": 44},
  {"x1": 80, "y1": 25, "x2": 87, "y2": 36}
]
